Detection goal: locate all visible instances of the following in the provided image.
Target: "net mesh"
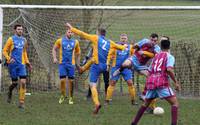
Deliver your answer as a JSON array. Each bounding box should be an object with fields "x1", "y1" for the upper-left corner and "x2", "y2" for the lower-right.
[{"x1": 1, "y1": 8, "x2": 200, "y2": 97}]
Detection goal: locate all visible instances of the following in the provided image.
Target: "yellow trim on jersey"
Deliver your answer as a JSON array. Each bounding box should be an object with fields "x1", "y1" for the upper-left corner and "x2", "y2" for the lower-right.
[
  {"x1": 22, "y1": 41, "x2": 30, "y2": 64},
  {"x1": 71, "y1": 27, "x2": 125, "y2": 64},
  {"x1": 3, "y1": 37, "x2": 29, "y2": 64},
  {"x1": 129, "y1": 45, "x2": 134, "y2": 56},
  {"x1": 3, "y1": 37, "x2": 14, "y2": 62},
  {"x1": 54, "y1": 38, "x2": 62, "y2": 64},
  {"x1": 71, "y1": 27, "x2": 99, "y2": 64},
  {"x1": 143, "y1": 51, "x2": 154, "y2": 58},
  {"x1": 72, "y1": 40, "x2": 81, "y2": 65}
]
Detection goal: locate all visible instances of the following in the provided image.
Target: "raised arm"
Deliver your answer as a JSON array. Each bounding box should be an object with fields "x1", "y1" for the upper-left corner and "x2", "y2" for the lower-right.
[
  {"x1": 66, "y1": 23, "x2": 97, "y2": 44},
  {"x1": 110, "y1": 40, "x2": 126, "y2": 51}
]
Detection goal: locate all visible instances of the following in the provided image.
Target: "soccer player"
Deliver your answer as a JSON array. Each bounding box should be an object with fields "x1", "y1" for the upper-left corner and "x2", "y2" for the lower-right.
[
  {"x1": 3, "y1": 24, "x2": 32, "y2": 109},
  {"x1": 131, "y1": 39, "x2": 181, "y2": 125},
  {"x1": 105, "y1": 33, "x2": 137, "y2": 105},
  {"x1": 66, "y1": 23, "x2": 127, "y2": 114},
  {"x1": 113, "y1": 33, "x2": 160, "y2": 77},
  {"x1": 112, "y1": 33, "x2": 160, "y2": 112},
  {"x1": 141, "y1": 35, "x2": 170, "y2": 99},
  {"x1": 52, "y1": 27, "x2": 81, "y2": 104},
  {"x1": 78, "y1": 48, "x2": 110, "y2": 100}
]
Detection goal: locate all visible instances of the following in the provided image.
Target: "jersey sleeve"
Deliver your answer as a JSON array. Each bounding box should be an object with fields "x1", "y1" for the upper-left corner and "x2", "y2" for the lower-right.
[
  {"x1": 54, "y1": 38, "x2": 61, "y2": 49},
  {"x1": 71, "y1": 27, "x2": 98, "y2": 44},
  {"x1": 129, "y1": 45, "x2": 134, "y2": 56},
  {"x1": 166, "y1": 54, "x2": 175, "y2": 68},
  {"x1": 107, "y1": 48, "x2": 116, "y2": 65},
  {"x1": 143, "y1": 51, "x2": 155, "y2": 58},
  {"x1": 75, "y1": 40, "x2": 81, "y2": 55},
  {"x1": 154, "y1": 45, "x2": 161, "y2": 54},
  {"x1": 23, "y1": 41, "x2": 30, "y2": 64},
  {"x1": 110, "y1": 40, "x2": 125, "y2": 51},
  {"x1": 3, "y1": 37, "x2": 13, "y2": 61},
  {"x1": 137, "y1": 38, "x2": 149, "y2": 48}
]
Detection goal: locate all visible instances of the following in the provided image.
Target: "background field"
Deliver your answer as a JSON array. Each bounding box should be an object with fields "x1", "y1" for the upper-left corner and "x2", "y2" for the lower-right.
[
  {"x1": 1, "y1": 0, "x2": 200, "y2": 125},
  {"x1": 0, "y1": 92, "x2": 200, "y2": 125}
]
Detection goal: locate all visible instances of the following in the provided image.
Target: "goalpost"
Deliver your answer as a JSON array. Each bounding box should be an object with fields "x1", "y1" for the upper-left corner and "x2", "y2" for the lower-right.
[{"x1": 1, "y1": 5, "x2": 200, "y2": 97}]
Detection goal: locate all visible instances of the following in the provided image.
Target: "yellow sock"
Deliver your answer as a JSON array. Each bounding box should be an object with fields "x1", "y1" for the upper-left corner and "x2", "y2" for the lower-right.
[
  {"x1": 149, "y1": 99, "x2": 157, "y2": 109},
  {"x1": 81, "y1": 58, "x2": 95, "y2": 72},
  {"x1": 106, "y1": 85, "x2": 115, "y2": 101},
  {"x1": 19, "y1": 84, "x2": 26, "y2": 103},
  {"x1": 60, "y1": 79, "x2": 66, "y2": 97},
  {"x1": 68, "y1": 79, "x2": 73, "y2": 98},
  {"x1": 128, "y1": 85, "x2": 136, "y2": 101},
  {"x1": 91, "y1": 86, "x2": 100, "y2": 106}
]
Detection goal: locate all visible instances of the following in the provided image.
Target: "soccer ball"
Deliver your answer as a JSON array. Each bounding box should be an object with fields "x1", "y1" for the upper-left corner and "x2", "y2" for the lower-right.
[{"x1": 153, "y1": 107, "x2": 164, "y2": 115}]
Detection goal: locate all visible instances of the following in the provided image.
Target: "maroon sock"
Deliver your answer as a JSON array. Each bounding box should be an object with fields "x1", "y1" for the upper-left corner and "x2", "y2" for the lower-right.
[
  {"x1": 171, "y1": 105, "x2": 178, "y2": 125},
  {"x1": 131, "y1": 105, "x2": 147, "y2": 125}
]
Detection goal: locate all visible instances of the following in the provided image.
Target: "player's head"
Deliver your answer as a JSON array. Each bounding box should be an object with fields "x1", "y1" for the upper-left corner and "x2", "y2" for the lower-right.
[
  {"x1": 97, "y1": 28, "x2": 106, "y2": 36},
  {"x1": 120, "y1": 33, "x2": 128, "y2": 43},
  {"x1": 150, "y1": 33, "x2": 159, "y2": 45},
  {"x1": 160, "y1": 36, "x2": 170, "y2": 41},
  {"x1": 65, "y1": 28, "x2": 73, "y2": 39},
  {"x1": 161, "y1": 39, "x2": 170, "y2": 50},
  {"x1": 14, "y1": 24, "x2": 23, "y2": 36}
]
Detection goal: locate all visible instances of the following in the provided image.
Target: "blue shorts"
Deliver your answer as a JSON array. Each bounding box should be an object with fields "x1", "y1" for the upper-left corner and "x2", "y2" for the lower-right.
[
  {"x1": 89, "y1": 63, "x2": 107, "y2": 83},
  {"x1": 111, "y1": 66, "x2": 132, "y2": 81},
  {"x1": 130, "y1": 56, "x2": 148, "y2": 71},
  {"x1": 59, "y1": 63, "x2": 75, "y2": 79},
  {"x1": 145, "y1": 87, "x2": 175, "y2": 99},
  {"x1": 8, "y1": 62, "x2": 27, "y2": 79}
]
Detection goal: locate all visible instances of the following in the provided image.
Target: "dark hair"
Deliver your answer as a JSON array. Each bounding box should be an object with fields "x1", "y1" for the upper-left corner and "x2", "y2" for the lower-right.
[
  {"x1": 98, "y1": 28, "x2": 106, "y2": 36},
  {"x1": 161, "y1": 40, "x2": 170, "y2": 50},
  {"x1": 150, "y1": 33, "x2": 158, "y2": 38},
  {"x1": 14, "y1": 24, "x2": 23, "y2": 30}
]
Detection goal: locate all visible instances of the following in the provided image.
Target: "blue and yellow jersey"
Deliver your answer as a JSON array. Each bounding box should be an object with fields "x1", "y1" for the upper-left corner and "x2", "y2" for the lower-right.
[
  {"x1": 71, "y1": 27, "x2": 125, "y2": 64},
  {"x1": 54, "y1": 36, "x2": 80, "y2": 65},
  {"x1": 108, "y1": 43, "x2": 134, "y2": 67},
  {"x1": 3, "y1": 35, "x2": 29, "y2": 64}
]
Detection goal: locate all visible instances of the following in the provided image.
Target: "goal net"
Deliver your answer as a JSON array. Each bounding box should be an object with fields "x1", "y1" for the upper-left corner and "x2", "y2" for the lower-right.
[{"x1": 1, "y1": 6, "x2": 200, "y2": 97}]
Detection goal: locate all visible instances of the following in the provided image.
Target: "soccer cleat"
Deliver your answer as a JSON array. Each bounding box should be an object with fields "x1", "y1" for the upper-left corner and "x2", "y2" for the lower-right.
[
  {"x1": 104, "y1": 100, "x2": 110, "y2": 106},
  {"x1": 113, "y1": 68, "x2": 121, "y2": 77},
  {"x1": 7, "y1": 91, "x2": 12, "y2": 103},
  {"x1": 59, "y1": 95, "x2": 65, "y2": 104},
  {"x1": 131, "y1": 123, "x2": 137, "y2": 125},
  {"x1": 139, "y1": 94, "x2": 145, "y2": 102},
  {"x1": 18, "y1": 102, "x2": 25, "y2": 110},
  {"x1": 68, "y1": 97, "x2": 74, "y2": 105},
  {"x1": 131, "y1": 100, "x2": 138, "y2": 105},
  {"x1": 145, "y1": 107, "x2": 154, "y2": 114},
  {"x1": 93, "y1": 104, "x2": 101, "y2": 115}
]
